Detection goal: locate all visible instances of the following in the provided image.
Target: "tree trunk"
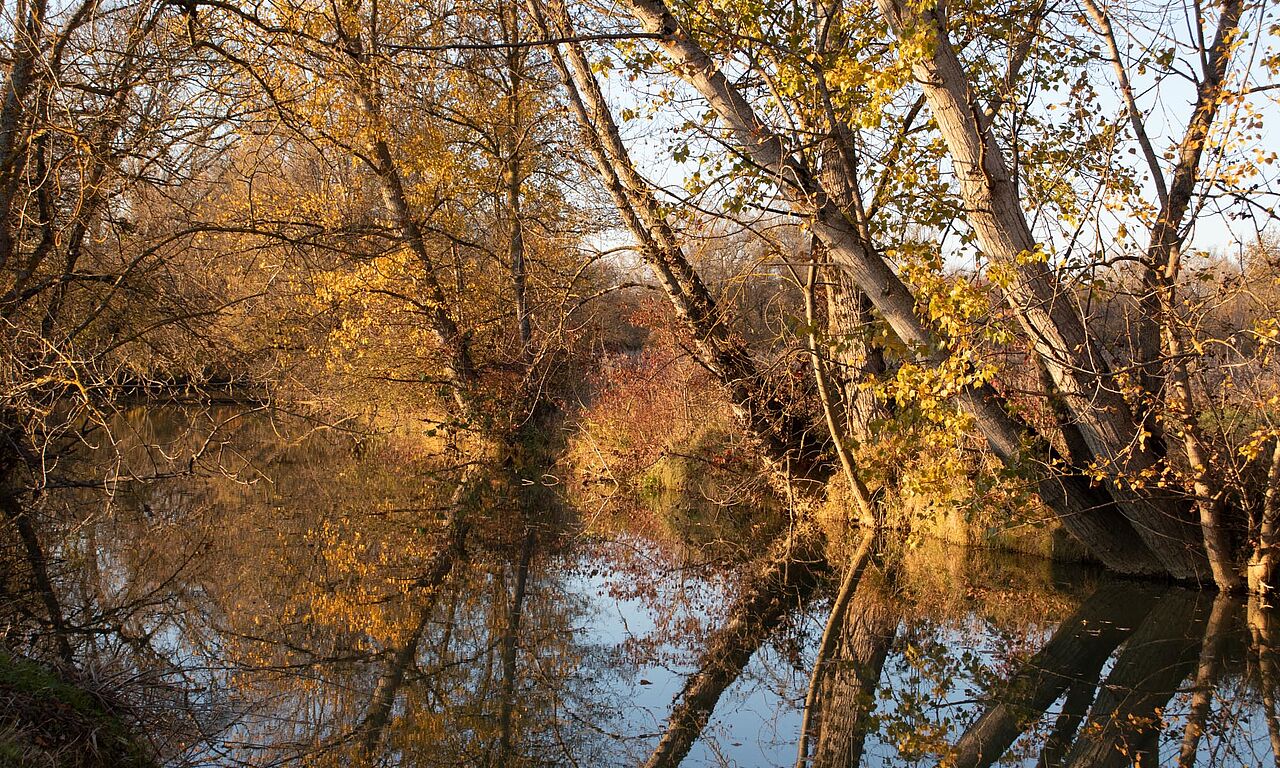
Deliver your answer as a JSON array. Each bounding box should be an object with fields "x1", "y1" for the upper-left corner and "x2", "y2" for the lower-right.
[
  {"x1": 613, "y1": 0, "x2": 1164, "y2": 576},
  {"x1": 531, "y1": 0, "x2": 830, "y2": 490},
  {"x1": 501, "y1": 0, "x2": 533, "y2": 361},
  {"x1": 1152, "y1": 0, "x2": 1247, "y2": 587},
  {"x1": 871, "y1": 0, "x2": 1207, "y2": 581},
  {"x1": 812, "y1": 132, "x2": 888, "y2": 447},
  {"x1": 365, "y1": 132, "x2": 479, "y2": 417},
  {"x1": 0, "y1": 0, "x2": 48, "y2": 271},
  {"x1": 1135, "y1": 0, "x2": 1245, "y2": 404},
  {"x1": 1250, "y1": 439, "x2": 1280, "y2": 595},
  {"x1": 331, "y1": 6, "x2": 480, "y2": 419},
  {"x1": 824, "y1": 267, "x2": 886, "y2": 446}
]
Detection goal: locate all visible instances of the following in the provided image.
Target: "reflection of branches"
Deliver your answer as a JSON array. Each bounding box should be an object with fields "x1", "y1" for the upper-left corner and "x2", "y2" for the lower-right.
[
  {"x1": 1177, "y1": 594, "x2": 1235, "y2": 767},
  {"x1": 357, "y1": 473, "x2": 473, "y2": 761},
  {"x1": 358, "y1": 612, "x2": 433, "y2": 759},
  {"x1": 806, "y1": 557, "x2": 900, "y2": 768},
  {"x1": 495, "y1": 525, "x2": 537, "y2": 765},
  {"x1": 796, "y1": 530, "x2": 877, "y2": 767},
  {"x1": 1059, "y1": 590, "x2": 1208, "y2": 768},
  {"x1": 1248, "y1": 596, "x2": 1280, "y2": 765},
  {"x1": 0, "y1": 488, "x2": 73, "y2": 662},
  {"x1": 1036, "y1": 660, "x2": 1106, "y2": 768},
  {"x1": 949, "y1": 583, "x2": 1166, "y2": 768},
  {"x1": 641, "y1": 527, "x2": 826, "y2": 768}
]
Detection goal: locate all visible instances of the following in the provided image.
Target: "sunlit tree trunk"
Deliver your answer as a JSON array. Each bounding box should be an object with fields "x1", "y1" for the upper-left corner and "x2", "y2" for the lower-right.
[
  {"x1": 871, "y1": 0, "x2": 1209, "y2": 581},
  {"x1": 612, "y1": 0, "x2": 1163, "y2": 576},
  {"x1": 0, "y1": 0, "x2": 48, "y2": 271},
  {"x1": 324, "y1": 0, "x2": 480, "y2": 418},
  {"x1": 805, "y1": 50, "x2": 918, "y2": 461},
  {"x1": 360, "y1": 120, "x2": 480, "y2": 416},
  {"x1": 529, "y1": 0, "x2": 829, "y2": 491},
  {"x1": 811, "y1": 123, "x2": 889, "y2": 448},
  {"x1": 1127, "y1": 0, "x2": 1244, "y2": 591},
  {"x1": 1251, "y1": 439, "x2": 1280, "y2": 595},
  {"x1": 823, "y1": 273, "x2": 885, "y2": 446}
]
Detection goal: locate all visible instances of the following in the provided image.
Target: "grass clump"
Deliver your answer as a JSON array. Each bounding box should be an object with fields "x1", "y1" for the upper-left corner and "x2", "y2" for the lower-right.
[{"x1": 0, "y1": 650, "x2": 155, "y2": 768}]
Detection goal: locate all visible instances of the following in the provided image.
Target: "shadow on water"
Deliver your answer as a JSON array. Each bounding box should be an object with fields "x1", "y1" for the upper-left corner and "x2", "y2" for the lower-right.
[{"x1": 3, "y1": 407, "x2": 1280, "y2": 766}]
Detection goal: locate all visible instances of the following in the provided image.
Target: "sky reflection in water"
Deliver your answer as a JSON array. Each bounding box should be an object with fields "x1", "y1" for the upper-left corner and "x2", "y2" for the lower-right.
[{"x1": 3, "y1": 408, "x2": 1279, "y2": 767}]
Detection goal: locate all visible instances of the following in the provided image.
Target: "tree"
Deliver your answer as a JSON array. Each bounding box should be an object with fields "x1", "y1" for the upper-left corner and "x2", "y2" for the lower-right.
[
  {"x1": 182, "y1": 0, "x2": 605, "y2": 440},
  {"x1": 536, "y1": 0, "x2": 1280, "y2": 588},
  {"x1": 0, "y1": 0, "x2": 257, "y2": 658}
]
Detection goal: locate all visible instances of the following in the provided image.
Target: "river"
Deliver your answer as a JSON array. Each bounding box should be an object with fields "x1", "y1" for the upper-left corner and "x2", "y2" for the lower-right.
[{"x1": 1, "y1": 406, "x2": 1277, "y2": 766}]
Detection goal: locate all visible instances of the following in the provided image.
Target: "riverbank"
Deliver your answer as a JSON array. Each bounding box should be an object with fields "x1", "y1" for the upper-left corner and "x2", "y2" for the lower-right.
[{"x1": 0, "y1": 651, "x2": 154, "y2": 768}]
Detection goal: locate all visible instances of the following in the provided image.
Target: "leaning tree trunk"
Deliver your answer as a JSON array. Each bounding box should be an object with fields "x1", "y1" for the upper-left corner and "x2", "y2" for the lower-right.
[
  {"x1": 530, "y1": 0, "x2": 830, "y2": 492},
  {"x1": 871, "y1": 0, "x2": 1207, "y2": 581},
  {"x1": 329, "y1": 0, "x2": 480, "y2": 420},
  {"x1": 613, "y1": 0, "x2": 1164, "y2": 577},
  {"x1": 824, "y1": 272, "x2": 887, "y2": 446}
]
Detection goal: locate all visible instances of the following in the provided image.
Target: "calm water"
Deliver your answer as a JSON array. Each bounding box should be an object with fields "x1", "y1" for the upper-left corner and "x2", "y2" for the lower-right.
[{"x1": 3, "y1": 407, "x2": 1280, "y2": 767}]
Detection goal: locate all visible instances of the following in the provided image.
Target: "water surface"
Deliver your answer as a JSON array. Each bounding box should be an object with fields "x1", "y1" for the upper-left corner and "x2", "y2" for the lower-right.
[{"x1": 3, "y1": 408, "x2": 1278, "y2": 767}]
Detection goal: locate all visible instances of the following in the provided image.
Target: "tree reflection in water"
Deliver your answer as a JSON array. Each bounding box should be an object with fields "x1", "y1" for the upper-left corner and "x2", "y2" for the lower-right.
[{"x1": 2, "y1": 408, "x2": 1280, "y2": 766}]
